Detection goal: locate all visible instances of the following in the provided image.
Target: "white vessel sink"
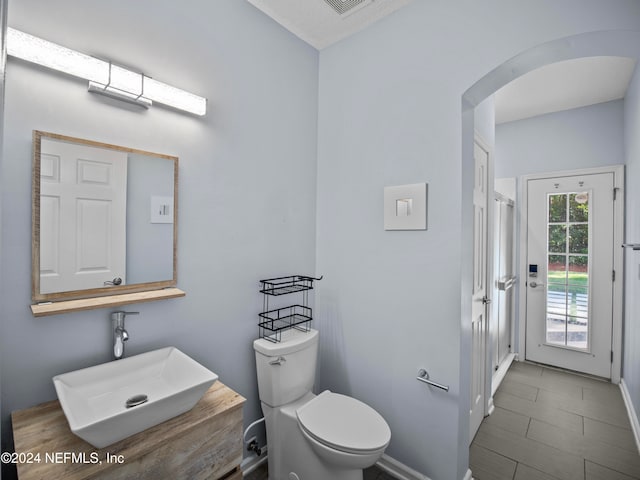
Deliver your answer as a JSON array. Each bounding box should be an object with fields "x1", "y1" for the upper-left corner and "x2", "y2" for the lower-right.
[{"x1": 53, "y1": 347, "x2": 218, "y2": 448}]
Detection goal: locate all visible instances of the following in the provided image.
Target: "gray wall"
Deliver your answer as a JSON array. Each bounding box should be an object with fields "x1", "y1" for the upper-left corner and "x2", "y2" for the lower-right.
[
  {"x1": 0, "y1": 1, "x2": 318, "y2": 478},
  {"x1": 475, "y1": 96, "x2": 496, "y2": 148},
  {"x1": 0, "y1": 2, "x2": 6, "y2": 477},
  {"x1": 126, "y1": 153, "x2": 174, "y2": 285},
  {"x1": 496, "y1": 100, "x2": 625, "y2": 178},
  {"x1": 315, "y1": 2, "x2": 640, "y2": 479},
  {"x1": 624, "y1": 64, "x2": 640, "y2": 423}
]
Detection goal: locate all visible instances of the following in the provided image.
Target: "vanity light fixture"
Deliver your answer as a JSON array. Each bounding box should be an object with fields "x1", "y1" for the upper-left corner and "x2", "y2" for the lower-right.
[
  {"x1": 87, "y1": 63, "x2": 152, "y2": 109},
  {"x1": 6, "y1": 28, "x2": 207, "y2": 116}
]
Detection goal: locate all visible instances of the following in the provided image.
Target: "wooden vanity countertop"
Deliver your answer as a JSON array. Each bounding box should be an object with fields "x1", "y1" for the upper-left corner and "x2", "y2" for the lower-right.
[{"x1": 11, "y1": 381, "x2": 245, "y2": 480}]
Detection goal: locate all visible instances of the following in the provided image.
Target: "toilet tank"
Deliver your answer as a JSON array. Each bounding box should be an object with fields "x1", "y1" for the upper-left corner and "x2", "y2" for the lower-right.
[{"x1": 253, "y1": 328, "x2": 319, "y2": 407}]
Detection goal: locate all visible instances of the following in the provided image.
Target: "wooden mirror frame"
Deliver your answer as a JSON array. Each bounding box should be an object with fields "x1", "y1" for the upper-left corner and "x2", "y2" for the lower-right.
[{"x1": 31, "y1": 131, "x2": 182, "y2": 314}]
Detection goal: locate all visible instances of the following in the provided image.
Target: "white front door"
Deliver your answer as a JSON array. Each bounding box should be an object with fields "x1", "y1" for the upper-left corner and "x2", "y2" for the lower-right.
[
  {"x1": 470, "y1": 139, "x2": 489, "y2": 442},
  {"x1": 39, "y1": 138, "x2": 128, "y2": 294},
  {"x1": 525, "y1": 173, "x2": 614, "y2": 378}
]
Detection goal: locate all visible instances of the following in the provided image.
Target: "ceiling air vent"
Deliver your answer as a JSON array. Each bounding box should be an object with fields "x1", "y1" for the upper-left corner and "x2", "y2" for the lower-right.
[{"x1": 323, "y1": 0, "x2": 369, "y2": 15}]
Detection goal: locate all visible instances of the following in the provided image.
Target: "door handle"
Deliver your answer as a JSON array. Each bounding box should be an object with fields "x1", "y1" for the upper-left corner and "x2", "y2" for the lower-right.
[
  {"x1": 104, "y1": 277, "x2": 122, "y2": 286},
  {"x1": 482, "y1": 296, "x2": 492, "y2": 305},
  {"x1": 530, "y1": 281, "x2": 544, "y2": 288}
]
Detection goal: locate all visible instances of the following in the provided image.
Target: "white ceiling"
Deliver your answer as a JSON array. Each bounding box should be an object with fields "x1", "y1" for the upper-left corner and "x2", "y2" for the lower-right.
[
  {"x1": 246, "y1": 0, "x2": 414, "y2": 50},
  {"x1": 494, "y1": 56, "x2": 637, "y2": 124},
  {"x1": 245, "y1": 2, "x2": 637, "y2": 124}
]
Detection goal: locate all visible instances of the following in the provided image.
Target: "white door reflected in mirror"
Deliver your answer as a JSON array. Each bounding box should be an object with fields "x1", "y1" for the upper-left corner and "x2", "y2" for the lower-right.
[{"x1": 40, "y1": 138, "x2": 127, "y2": 294}]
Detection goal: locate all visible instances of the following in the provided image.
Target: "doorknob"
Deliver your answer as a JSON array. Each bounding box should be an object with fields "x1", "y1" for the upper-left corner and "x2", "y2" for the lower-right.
[{"x1": 530, "y1": 281, "x2": 544, "y2": 288}]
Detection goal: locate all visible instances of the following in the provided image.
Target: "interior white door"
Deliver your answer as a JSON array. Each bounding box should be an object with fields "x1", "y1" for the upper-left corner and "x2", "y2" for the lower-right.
[
  {"x1": 525, "y1": 173, "x2": 614, "y2": 378},
  {"x1": 39, "y1": 138, "x2": 128, "y2": 294},
  {"x1": 470, "y1": 140, "x2": 489, "y2": 442}
]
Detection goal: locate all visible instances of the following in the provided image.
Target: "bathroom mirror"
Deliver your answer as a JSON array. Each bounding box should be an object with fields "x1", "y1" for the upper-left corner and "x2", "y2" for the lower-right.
[{"x1": 32, "y1": 131, "x2": 178, "y2": 303}]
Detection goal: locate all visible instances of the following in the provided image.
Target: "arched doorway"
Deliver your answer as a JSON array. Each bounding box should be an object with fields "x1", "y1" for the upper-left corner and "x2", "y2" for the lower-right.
[{"x1": 461, "y1": 29, "x2": 640, "y2": 444}]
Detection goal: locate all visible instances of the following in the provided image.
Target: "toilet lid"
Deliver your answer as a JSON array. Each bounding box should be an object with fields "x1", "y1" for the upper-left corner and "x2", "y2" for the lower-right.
[{"x1": 296, "y1": 391, "x2": 391, "y2": 454}]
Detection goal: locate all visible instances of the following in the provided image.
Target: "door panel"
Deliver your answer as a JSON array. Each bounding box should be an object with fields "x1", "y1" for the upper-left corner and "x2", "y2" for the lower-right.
[
  {"x1": 525, "y1": 173, "x2": 613, "y2": 378},
  {"x1": 77, "y1": 199, "x2": 112, "y2": 272},
  {"x1": 493, "y1": 199, "x2": 514, "y2": 370},
  {"x1": 39, "y1": 139, "x2": 127, "y2": 294},
  {"x1": 470, "y1": 140, "x2": 488, "y2": 442}
]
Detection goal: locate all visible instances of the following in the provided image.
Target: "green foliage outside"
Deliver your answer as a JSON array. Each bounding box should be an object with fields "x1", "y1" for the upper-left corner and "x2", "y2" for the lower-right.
[
  {"x1": 548, "y1": 193, "x2": 589, "y2": 254},
  {"x1": 546, "y1": 193, "x2": 590, "y2": 319}
]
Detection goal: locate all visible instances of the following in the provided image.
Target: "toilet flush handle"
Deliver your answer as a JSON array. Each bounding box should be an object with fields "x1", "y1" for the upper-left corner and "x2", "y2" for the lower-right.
[{"x1": 269, "y1": 356, "x2": 287, "y2": 366}]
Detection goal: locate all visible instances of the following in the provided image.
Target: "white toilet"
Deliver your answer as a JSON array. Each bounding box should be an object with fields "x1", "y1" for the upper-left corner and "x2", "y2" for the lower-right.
[{"x1": 253, "y1": 328, "x2": 390, "y2": 480}]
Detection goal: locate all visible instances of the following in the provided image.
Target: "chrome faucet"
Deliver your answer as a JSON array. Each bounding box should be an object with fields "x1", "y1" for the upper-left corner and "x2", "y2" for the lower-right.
[{"x1": 111, "y1": 311, "x2": 138, "y2": 359}]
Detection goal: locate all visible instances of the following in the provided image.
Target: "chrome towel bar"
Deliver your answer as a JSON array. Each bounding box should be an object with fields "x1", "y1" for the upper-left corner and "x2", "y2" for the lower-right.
[{"x1": 416, "y1": 369, "x2": 449, "y2": 392}]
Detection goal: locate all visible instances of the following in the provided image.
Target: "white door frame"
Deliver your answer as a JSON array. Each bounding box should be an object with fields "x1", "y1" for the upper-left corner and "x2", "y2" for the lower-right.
[
  {"x1": 491, "y1": 192, "x2": 517, "y2": 397},
  {"x1": 470, "y1": 133, "x2": 495, "y2": 443},
  {"x1": 480, "y1": 134, "x2": 496, "y2": 420},
  {"x1": 517, "y1": 165, "x2": 624, "y2": 383}
]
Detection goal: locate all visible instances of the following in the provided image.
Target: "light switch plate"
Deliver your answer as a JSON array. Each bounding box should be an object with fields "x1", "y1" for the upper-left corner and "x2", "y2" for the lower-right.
[
  {"x1": 150, "y1": 196, "x2": 173, "y2": 224},
  {"x1": 384, "y1": 183, "x2": 428, "y2": 230}
]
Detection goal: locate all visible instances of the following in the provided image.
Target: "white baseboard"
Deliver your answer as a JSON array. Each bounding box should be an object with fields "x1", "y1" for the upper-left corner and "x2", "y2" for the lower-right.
[
  {"x1": 245, "y1": 447, "x2": 473, "y2": 480},
  {"x1": 377, "y1": 454, "x2": 432, "y2": 480},
  {"x1": 620, "y1": 379, "x2": 640, "y2": 454},
  {"x1": 241, "y1": 447, "x2": 268, "y2": 477},
  {"x1": 491, "y1": 353, "x2": 515, "y2": 397},
  {"x1": 487, "y1": 396, "x2": 495, "y2": 416},
  {"x1": 378, "y1": 454, "x2": 471, "y2": 480}
]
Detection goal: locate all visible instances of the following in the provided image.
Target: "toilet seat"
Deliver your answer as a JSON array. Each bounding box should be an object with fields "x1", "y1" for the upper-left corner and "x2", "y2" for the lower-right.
[{"x1": 296, "y1": 391, "x2": 391, "y2": 455}]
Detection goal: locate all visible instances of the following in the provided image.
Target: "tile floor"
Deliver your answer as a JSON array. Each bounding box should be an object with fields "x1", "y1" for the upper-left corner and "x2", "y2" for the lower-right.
[
  {"x1": 245, "y1": 362, "x2": 640, "y2": 480},
  {"x1": 471, "y1": 361, "x2": 640, "y2": 480}
]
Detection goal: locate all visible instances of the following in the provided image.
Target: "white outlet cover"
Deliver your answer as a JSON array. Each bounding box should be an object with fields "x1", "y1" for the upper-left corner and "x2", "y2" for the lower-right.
[{"x1": 384, "y1": 183, "x2": 427, "y2": 230}]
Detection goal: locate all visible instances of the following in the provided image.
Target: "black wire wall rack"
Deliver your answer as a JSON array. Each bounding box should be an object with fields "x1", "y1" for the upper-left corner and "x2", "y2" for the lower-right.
[{"x1": 259, "y1": 275, "x2": 322, "y2": 343}]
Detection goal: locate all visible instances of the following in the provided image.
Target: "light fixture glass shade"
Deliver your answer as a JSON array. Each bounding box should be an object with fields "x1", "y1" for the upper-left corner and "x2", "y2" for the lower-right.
[
  {"x1": 144, "y1": 77, "x2": 207, "y2": 116},
  {"x1": 7, "y1": 27, "x2": 207, "y2": 116},
  {"x1": 7, "y1": 28, "x2": 109, "y2": 84},
  {"x1": 109, "y1": 65, "x2": 144, "y2": 96}
]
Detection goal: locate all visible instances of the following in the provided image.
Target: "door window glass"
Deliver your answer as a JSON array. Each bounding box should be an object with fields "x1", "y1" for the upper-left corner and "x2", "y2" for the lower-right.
[{"x1": 546, "y1": 193, "x2": 590, "y2": 350}]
